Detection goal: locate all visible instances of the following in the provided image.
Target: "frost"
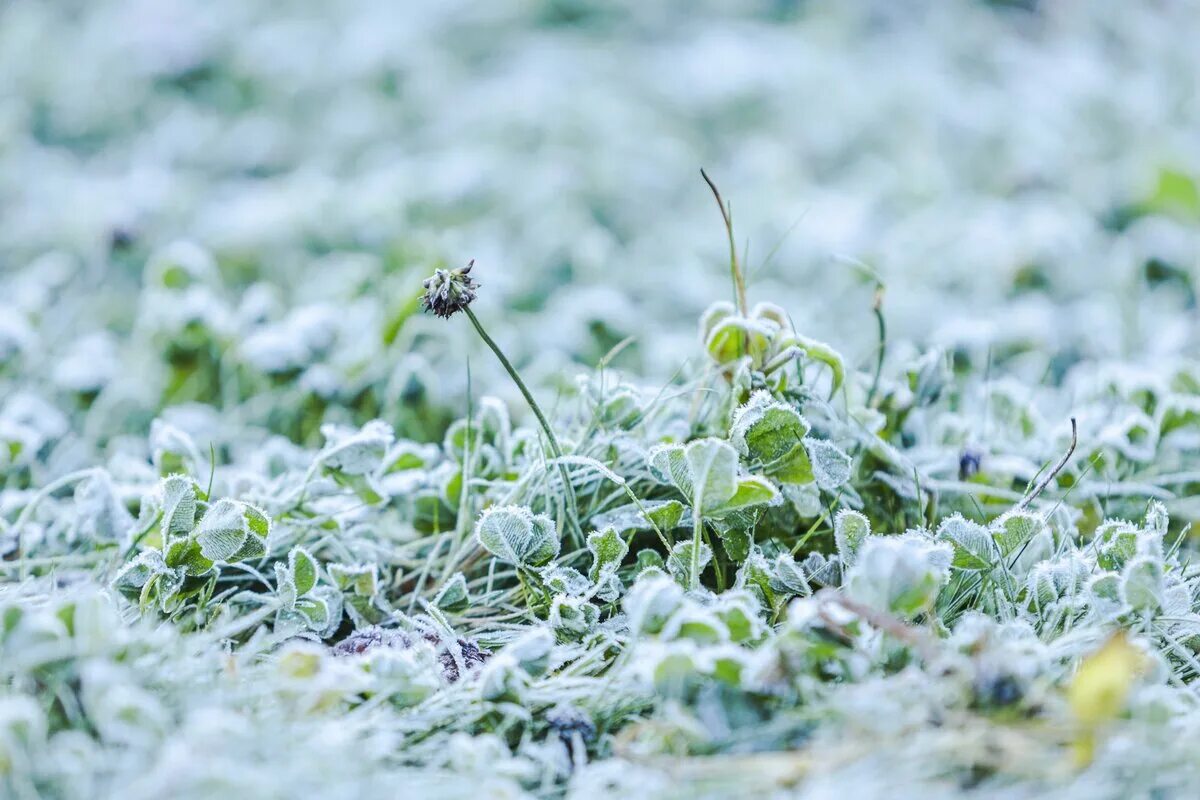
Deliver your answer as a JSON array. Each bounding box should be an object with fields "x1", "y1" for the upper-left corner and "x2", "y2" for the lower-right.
[
  {"x1": 3, "y1": 2, "x2": 1200, "y2": 795},
  {"x1": 845, "y1": 535, "x2": 953, "y2": 618},
  {"x1": 475, "y1": 505, "x2": 560, "y2": 567}
]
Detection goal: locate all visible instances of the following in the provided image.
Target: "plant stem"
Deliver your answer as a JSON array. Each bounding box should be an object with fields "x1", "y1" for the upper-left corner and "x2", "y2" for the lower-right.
[
  {"x1": 1018, "y1": 417, "x2": 1078, "y2": 510},
  {"x1": 701, "y1": 168, "x2": 748, "y2": 316},
  {"x1": 866, "y1": 285, "x2": 887, "y2": 408},
  {"x1": 464, "y1": 307, "x2": 582, "y2": 541}
]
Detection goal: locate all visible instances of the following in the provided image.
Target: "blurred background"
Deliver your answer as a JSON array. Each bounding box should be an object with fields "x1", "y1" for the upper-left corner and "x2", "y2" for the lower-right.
[{"x1": 1, "y1": 0, "x2": 1198, "y2": 449}]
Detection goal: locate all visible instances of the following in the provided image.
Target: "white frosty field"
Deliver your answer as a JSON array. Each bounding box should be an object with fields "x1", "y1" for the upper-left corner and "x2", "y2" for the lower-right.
[{"x1": 2, "y1": 1, "x2": 1200, "y2": 798}]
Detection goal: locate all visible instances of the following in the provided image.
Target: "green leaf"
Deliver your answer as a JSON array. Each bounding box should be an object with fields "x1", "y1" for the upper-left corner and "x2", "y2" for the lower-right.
[
  {"x1": 769, "y1": 553, "x2": 811, "y2": 597},
  {"x1": 229, "y1": 531, "x2": 267, "y2": 562},
  {"x1": 329, "y1": 563, "x2": 378, "y2": 596},
  {"x1": 475, "y1": 505, "x2": 560, "y2": 567},
  {"x1": 196, "y1": 499, "x2": 250, "y2": 562},
  {"x1": 275, "y1": 561, "x2": 298, "y2": 610},
  {"x1": 991, "y1": 510, "x2": 1043, "y2": 556},
  {"x1": 775, "y1": 331, "x2": 846, "y2": 393},
  {"x1": 937, "y1": 514, "x2": 998, "y2": 571},
  {"x1": 834, "y1": 509, "x2": 870, "y2": 567},
  {"x1": 644, "y1": 500, "x2": 686, "y2": 531},
  {"x1": 712, "y1": 521, "x2": 752, "y2": 563},
  {"x1": 647, "y1": 444, "x2": 692, "y2": 498},
  {"x1": 649, "y1": 438, "x2": 744, "y2": 516},
  {"x1": 317, "y1": 420, "x2": 394, "y2": 476},
  {"x1": 704, "y1": 317, "x2": 773, "y2": 365},
  {"x1": 734, "y1": 548, "x2": 775, "y2": 609},
  {"x1": 160, "y1": 475, "x2": 197, "y2": 543},
  {"x1": 1122, "y1": 557, "x2": 1164, "y2": 612},
  {"x1": 549, "y1": 595, "x2": 599, "y2": 643},
  {"x1": 242, "y1": 504, "x2": 272, "y2": 542},
  {"x1": 295, "y1": 596, "x2": 330, "y2": 632},
  {"x1": 587, "y1": 528, "x2": 628, "y2": 583},
  {"x1": 1094, "y1": 521, "x2": 1139, "y2": 572},
  {"x1": 730, "y1": 392, "x2": 813, "y2": 483},
  {"x1": 112, "y1": 550, "x2": 169, "y2": 601},
  {"x1": 845, "y1": 535, "x2": 952, "y2": 618},
  {"x1": 667, "y1": 540, "x2": 712, "y2": 589},
  {"x1": 708, "y1": 476, "x2": 779, "y2": 517},
  {"x1": 684, "y1": 438, "x2": 739, "y2": 515},
  {"x1": 541, "y1": 565, "x2": 590, "y2": 596},
  {"x1": 636, "y1": 549, "x2": 665, "y2": 574},
  {"x1": 289, "y1": 547, "x2": 318, "y2": 596},
  {"x1": 804, "y1": 438, "x2": 851, "y2": 490},
  {"x1": 1146, "y1": 167, "x2": 1200, "y2": 221},
  {"x1": 164, "y1": 536, "x2": 214, "y2": 577},
  {"x1": 433, "y1": 572, "x2": 470, "y2": 612}
]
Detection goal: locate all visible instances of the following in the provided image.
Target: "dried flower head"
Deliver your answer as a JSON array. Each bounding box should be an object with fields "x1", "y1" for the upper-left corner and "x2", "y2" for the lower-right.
[{"x1": 421, "y1": 260, "x2": 479, "y2": 318}]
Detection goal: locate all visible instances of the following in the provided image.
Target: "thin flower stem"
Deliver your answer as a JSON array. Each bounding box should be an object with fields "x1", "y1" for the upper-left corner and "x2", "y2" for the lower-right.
[
  {"x1": 464, "y1": 306, "x2": 583, "y2": 542},
  {"x1": 701, "y1": 168, "x2": 748, "y2": 317}
]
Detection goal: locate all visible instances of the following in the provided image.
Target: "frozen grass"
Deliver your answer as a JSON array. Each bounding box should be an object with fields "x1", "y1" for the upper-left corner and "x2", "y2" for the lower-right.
[{"x1": 3, "y1": 1, "x2": 1200, "y2": 798}]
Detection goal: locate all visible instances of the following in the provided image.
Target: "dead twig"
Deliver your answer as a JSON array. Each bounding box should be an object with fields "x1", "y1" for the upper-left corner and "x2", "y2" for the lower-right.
[{"x1": 1018, "y1": 418, "x2": 1078, "y2": 511}]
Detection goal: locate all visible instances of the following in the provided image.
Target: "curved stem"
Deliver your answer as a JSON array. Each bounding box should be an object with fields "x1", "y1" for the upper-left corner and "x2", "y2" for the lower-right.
[
  {"x1": 701, "y1": 168, "x2": 748, "y2": 316},
  {"x1": 11, "y1": 468, "x2": 101, "y2": 581},
  {"x1": 866, "y1": 286, "x2": 887, "y2": 408},
  {"x1": 464, "y1": 307, "x2": 582, "y2": 542}
]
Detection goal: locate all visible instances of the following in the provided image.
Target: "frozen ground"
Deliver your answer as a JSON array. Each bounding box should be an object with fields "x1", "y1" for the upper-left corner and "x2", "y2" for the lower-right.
[{"x1": 2, "y1": 1, "x2": 1200, "y2": 798}]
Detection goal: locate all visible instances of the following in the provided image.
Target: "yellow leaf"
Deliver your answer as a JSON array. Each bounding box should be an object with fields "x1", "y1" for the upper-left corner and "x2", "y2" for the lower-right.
[{"x1": 1067, "y1": 632, "x2": 1147, "y2": 766}]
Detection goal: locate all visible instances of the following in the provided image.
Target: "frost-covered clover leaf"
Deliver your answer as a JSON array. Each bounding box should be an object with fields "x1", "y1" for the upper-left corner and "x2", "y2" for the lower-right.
[
  {"x1": 700, "y1": 302, "x2": 776, "y2": 367},
  {"x1": 845, "y1": 534, "x2": 953, "y2": 618},
  {"x1": 936, "y1": 514, "x2": 997, "y2": 571},
  {"x1": 313, "y1": 420, "x2": 395, "y2": 504},
  {"x1": 160, "y1": 474, "x2": 199, "y2": 542},
  {"x1": 990, "y1": 509, "x2": 1043, "y2": 557},
  {"x1": 195, "y1": 498, "x2": 271, "y2": 563},
  {"x1": 647, "y1": 438, "x2": 778, "y2": 518},
  {"x1": 586, "y1": 527, "x2": 628, "y2": 602},
  {"x1": 1121, "y1": 557, "x2": 1165, "y2": 613},
  {"x1": 317, "y1": 421, "x2": 395, "y2": 475},
  {"x1": 274, "y1": 547, "x2": 342, "y2": 636},
  {"x1": 587, "y1": 527, "x2": 628, "y2": 583},
  {"x1": 112, "y1": 550, "x2": 181, "y2": 609},
  {"x1": 549, "y1": 595, "x2": 599, "y2": 642},
  {"x1": 834, "y1": 509, "x2": 870, "y2": 567},
  {"x1": 805, "y1": 438, "x2": 852, "y2": 490},
  {"x1": 476, "y1": 505, "x2": 560, "y2": 567},
  {"x1": 730, "y1": 391, "x2": 812, "y2": 484},
  {"x1": 433, "y1": 572, "x2": 470, "y2": 612}
]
